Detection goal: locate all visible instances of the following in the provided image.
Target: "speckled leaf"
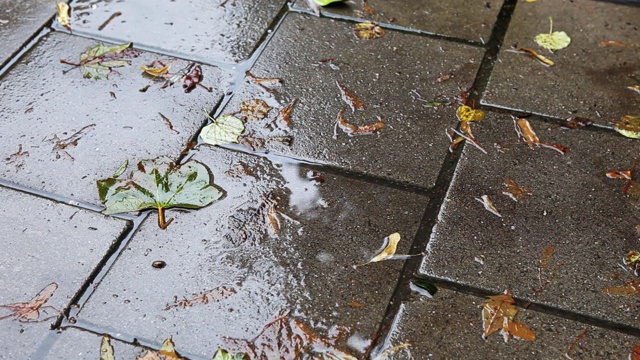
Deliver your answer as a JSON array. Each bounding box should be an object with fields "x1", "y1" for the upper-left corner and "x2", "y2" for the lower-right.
[
  {"x1": 97, "y1": 157, "x2": 223, "y2": 229},
  {"x1": 200, "y1": 115, "x2": 245, "y2": 146},
  {"x1": 100, "y1": 336, "x2": 115, "y2": 360},
  {"x1": 614, "y1": 115, "x2": 640, "y2": 139}
]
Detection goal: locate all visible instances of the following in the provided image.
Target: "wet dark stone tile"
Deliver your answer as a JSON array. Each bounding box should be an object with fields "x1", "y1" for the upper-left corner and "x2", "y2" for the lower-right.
[
  {"x1": 0, "y1": 0, "x2": 54, "y2": 66},
  {"x1": 0, "y1": 186, "x2": 128, "y2": 359},
  {"x1": 482, "y1": 0, "x2": 640, "y2": 124},
  {"x1": 378, "y1": 288, "x2": 638, "y2": 359},
  {"x1": 75, "y1": 146, "x2": 429, "y2": 358},
  {"x1": 420, "y1": 113, "x2": 640, "y2": 328},
  {"x1": 219, "y1": 13, "x2": 485, "y2": 189},
  {"x1": 0, "y1": 32, "x2": 230, "y2": 204},
  {"x1": 292, "y1": 0, "x2": 504, "y2": 43},
  {"x1": 67, "y1": 0, "x2": 288, "y2": 64}
]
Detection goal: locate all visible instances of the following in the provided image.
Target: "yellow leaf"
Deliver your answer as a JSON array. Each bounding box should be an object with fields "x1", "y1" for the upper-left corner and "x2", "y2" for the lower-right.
[
  {"x1": 356, "y1": 233, "x2": 401, "y2": 267},
  {"x1": 456, "y1": 105, "x2": 485, "y2": 122},
  {"x1": 628, "y1": 85, "x2": 640, "y2": 95},
  {"x1": 481, "y1": 290, "x2": 535, "y2": 341},
  {"x1": 136, "y1": 337, "x2": 186, "y2": 360},
  {"x1": 535, "y1": 17, "x2": 570, "y2": 51},
  {"x1": 100, "y1": 336, "x2": 115, "y2": 360},
  {"x1": 475, "y1": 195, "x2": 502, "y2": 217},
  {"x1": 141, "y1": 64, "x2": 171, "y2": 77},
  {"x1": 56, "y1": 2, "x2": 71, "y2": 30},
  {"x1": 354, "y1": 22, "x2": 385, "y2": 40},
  {"x1": 614, "y1": 115, "x2": 640, "y2": 139}
]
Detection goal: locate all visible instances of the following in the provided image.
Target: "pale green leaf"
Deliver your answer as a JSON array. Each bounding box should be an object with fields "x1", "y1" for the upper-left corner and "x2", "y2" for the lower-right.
[
  {"x1": 212, "y1": 347, "x2": 247, "y2": 360},
  {"x1": 314, "y1": 0, "x2": 346, "y2": 5},
  {"x1": 614, "y1": 115, "x2": 640, "y2": 139},
  {"x1": 100, "y1": 336, "x2": 115, "y2": 360},
  {"x1": 200, "y1": 115, "x2": 245, "y2": 146},
  {"x1": 79, "y1": 42, "x2": 132, "y2": 79},
  {"x1": 534, "y1": 17, "x2": 570, "y2": 51},
  {"x1": 113, "y1": 159, "x2": 128, "y2": 178},
  {"x1": 81, "y1": 43, "x2": 131, "y2": 62}
]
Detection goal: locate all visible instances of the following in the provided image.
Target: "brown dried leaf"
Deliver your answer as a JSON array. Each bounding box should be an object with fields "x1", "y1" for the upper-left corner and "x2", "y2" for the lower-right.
[
  {"x1": 562, "y1": 116, "x2": 592, "y2": 129},
  {"x1": 136, "y1": 337, "x2": 186, "y2": 360},
  {"x1": 164, "y1": 285, "x2": 236, "y2": 311},
  {"x1": 475, "y1": 195, "x2": 502, "y2": 218},
  {"x1": 606, "y1": 170, "x2": 632, "y2": 180},
  {"x1": 277, "y1": 98, "x2": 298, "y2": 127},
  {"x1": 334, "y1": 108, "x2": 384, "y2": 138},
  {"x1": 245, "y1": 71, "x2": 283, "y2": 87},
  {"x1": 603, "y1": 280, "x2": 640, "y2": 296},
  {"x1": 481, "y1": 290, "x2": 535, "y2": 341},
  {"x1": 0, "y1": 283, "x2": 59, "y2": 322},
  {"x1": 631, "y1": 345, "x2": 640, "y2": 360},
  {"x1": 240, "y1": 99, "x2": 271, "y2": 121},
  {"x1": 506, "y1": 47, "x2": 555, "y2": 66},
  {"x1": 540, "y1": 246, "x2": 554, "y2": 269},
  {"x1": 514, "y1": 118, "x2": 569, "y2": 154},
  {"x1": 599, "y1": 40, "x2": 633, "y2": 48},
  {"x1": 336, "y1": 81, "x2": 365, "y2": 112},
  {"x1": 502, "y1": 179, "x2": 533, "y2": 202},
  {"x1": 354, "y1": 22, "x2": 385, "y2": 40}
]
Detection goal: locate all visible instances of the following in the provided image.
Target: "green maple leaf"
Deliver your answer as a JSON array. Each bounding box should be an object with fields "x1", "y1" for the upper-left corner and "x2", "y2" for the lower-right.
[
  {"x1": 79, "y1": 42, "x2": 133, "y2": 79},
  {"x1": 97, "y1": 157, "x2": 223, "y2": 229}
]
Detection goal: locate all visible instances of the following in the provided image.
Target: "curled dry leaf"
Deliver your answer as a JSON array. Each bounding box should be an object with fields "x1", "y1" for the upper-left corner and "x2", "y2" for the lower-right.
[
  {"x1": 506, "y1": 48, "x2": 554, "y2": 66},
  {"x1": 334, "y1": 108, "x2": 385, "y2": 138},
  {"x1": 502, "y1": 179, "x2": 533, "y2": 201},
  {"x1": 0, "y1": 283, "x2": 59, "y2": 322},
  {"x1": 514, "y1": 118, "x2": 569, "y2": 154},
  {"x1": 475, "y1": 195, "x2": 502, "y2": 217},
  {"x1": 141, "y1": 61, "x2": 171, "y2": 77},
  {"x1": 136, "y1": 337, "x2": 186, "y2": 360},
  {"x1": 607, "y1": 158, "x2": 639, "y2": 195},
  {"x1": 56, "y1": 2, "x2": 71, "y2": 30},
  {"x1": 355, "y1": 232, "x2": 401, "y2": 267},
  {"x1": 354, "y1": 22, "x2": 385, "y2": 40},
  {"x1": 614, "y1": 115, "x2": 640, "y2": 139},
  {"x1": 240, "y1": 99, "x2": 271, "y2": 121},
  {"x1": 336, "y1": 81, "x2": 366, "y2": 112},
  {"x1": 481, "y1": 290, "x2": 535, "y2": 342},
  {"x1": 535, "y1": 17, "x2": 570, "y2": 51},
  {"x1": 624, "y1": 250, "x2": 640, "y2": 276}
]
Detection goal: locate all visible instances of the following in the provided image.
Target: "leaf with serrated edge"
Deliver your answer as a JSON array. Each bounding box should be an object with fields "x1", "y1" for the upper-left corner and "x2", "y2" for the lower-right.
[{"x1": 200, "y1": 115, "x2": 245, "y2": 146}]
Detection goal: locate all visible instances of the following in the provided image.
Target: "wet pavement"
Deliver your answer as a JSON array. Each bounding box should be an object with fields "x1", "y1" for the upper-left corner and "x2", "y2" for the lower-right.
[{"x1": 1, "y1": 0, "x2": 639, "y2": 359}]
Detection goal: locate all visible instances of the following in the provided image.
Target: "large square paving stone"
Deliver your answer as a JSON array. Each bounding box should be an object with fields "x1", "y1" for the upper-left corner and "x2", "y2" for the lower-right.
[
  {"x1": 379, "y1": 288, "x2": 638, "y2": 359},
  {"x1": 0, "y1": 32, "x2": 230, "y2": 205},
  {"x1": 292, "y1": 0, "x2": 504, "y2": 44},
  {"x1": 42, "y1": 329, "x2": 147, "y2": 359},
  {"x1": 420, "y1": 114, "x2": 640, "y2": 328},
  {"x1": 0, "y1": 0, "x2": 55, "y2": 66},
  {"x1": 219, "y1": 13, "x2": 485, "y2": 189},
  {"x1": 67, "y1": 0, "x2": 288, "y2": 64},
  {"x1": 73, "y1": 147, "x2": 429, "y2": 358},
  {"x1": 482, "y1": 0, "x2": 640, "y2": 124},
  {"x1": 0, "y1": 186, "x2": 129, "y2": 359}
]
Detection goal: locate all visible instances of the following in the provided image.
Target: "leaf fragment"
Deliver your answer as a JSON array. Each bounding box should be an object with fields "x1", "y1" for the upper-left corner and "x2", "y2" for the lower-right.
[
  {"x1": 164, "y1": 285, "x2": 236, "y2": 311},
  {"x1": 276, "y1": 98, "x2": 298, "y2": 127},
  {"x1": 475, "y1": 195, "x2": 502, "y2": 217},
  {"x1": 603, "y1": 279, "x2": 640, "y2": 296},
  {"x1": 354, "y1": 22, "x2": 385, "y2": 40},
  {"x1": 314, "y1": 0, "x2": 346, "y2": 5},
  {"x1": 0, "y1": 283, "x2": 59, "y2": 322},
  {"x1": 212, "y1": 347, "x2": 247, "y2": 360},
  {"x1": 355, "y1": 233, "x2": 401, "y2": 267},
  {"x1": 100, "y1": 335, "x2": 115, "y2": 360},
  {"x1": 136, "y1": 337, "x2": 186, "y2": 360},
  {"x1": 141, "y1": 61, "x2": 171, "y2": 77},
  {"x1": 456, "y1": 105, "x2": 485, "y2": 122},
  {"x1": 56, "y1": 2, "x2": 71, "y2": 30},
  {"x1": 240, "y1": 99, "x2": 271, "y2": 121},
  {"x1": 502, "y1": 179, "x2": 533, "y2": 201},
  {"x1": 506, "y1": 47, "x2": 555, "y2": 66},
  {"x1": 336, "y1": 81, "x2": 366, "y2": 112},
  {"x1": 514, "y1": 118, "x2": 569, "y2": 154},
  {"x1": 481, "y1": 290, "x2": 535, "y2": 341},
  {"x1": 628, "y1": 86, "x2": 640, "y2": 95},
  {"x1": 614, "y1": 115, "x2": 640, "y2": 139},
  {"x1": 624, "y1": 250, "x2": 640, "y2": 276},
  {"x1": 200, "y1": 114, "x2": 245, "y2": 146},
  {"x1": 112, "y1": 159, "x2": 128, "y2": 178},
  {"x1": 97, "y1": 157, "x2": 223, "y2": 229},
  {"x1": 599, "y1": 40, "x2": 633, "y2": 48},
  {"x1": 631, "y1": 345, "x2": 640, "y2": 360},
  {"x1": 334, "y1": 108, "x2": 384, "y2": 138},
  {"x1": 562, "y1": 116, "x2": 592, "y2": 129},
  {"x1": 535, "y1": 17, "x2": 570, "y2": 51},
  {"x1": 411, "y1": 280, "x2": 438, "y2": 297}
]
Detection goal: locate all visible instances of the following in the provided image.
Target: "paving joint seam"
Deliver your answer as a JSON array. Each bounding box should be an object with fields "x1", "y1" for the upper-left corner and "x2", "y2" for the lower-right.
[
  {"x1": 0, "y1": 27, "x2": 51, "y2": 78},
  {"x1": 414, "y1": 274, "x2": 640, "y2": 338}
]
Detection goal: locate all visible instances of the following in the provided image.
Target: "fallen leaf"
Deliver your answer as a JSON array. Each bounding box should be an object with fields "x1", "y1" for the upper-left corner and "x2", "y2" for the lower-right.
[
  {"x1": 240, "y1": 99, "x2": 271, "y2": 121},
  {"x1": 60, "y1": 42, "x2": 136, "y2": 80},
  {"x1": 625, "y1": 250, "x2": 640, "y2": 276},
  {"x1": 514, "y1": 118, "x2": 569, "y2": 154},
  {"x1": 212, "y1": 347, "x2": 247, "y2": 360},
  {"x1": 535, "y1": 17, "x2": 570, "y2": 51},
  {"x1": 435, "y1": 73, "x2": 453, "y2": 83},
  {"x1": 354, "y1": 22, "x2": 385, "y2": 40},
  {"x1": 347, "y1": 301, "x2": 364, "y2": 307},
  {"x1": 200, "y1": 113, "x2": 245, "y2": 146},
  {"x1": 456, "y1": 105, "x2": 485, "y2": 122},
  {"x1": 276, "y1": 98, "x2": 298, "y2": 127},
  {"x1": 334, "y1": 108, "x2": 384, "y2": 138},
  {"x1": 565, "y1": 329, "x2": 589, "y2": 360},
  {"x1": 100, "y1": 335, "x2": 115, "y2": 360},
  {"x1": 245, "y1": 71, "x2": 283, "y2": 87},
  {"x1": 603, "y1": 279, "x2": 640, "y2": 296},
  {"x1": 599, "y1": 40, "x2": 633, "y2": 48},
  {"x1": 502, "y1": 179, "x2": 533, "y2": 201},
  {"x1": 614, "y1": 115, "x2": 640, "y2": 139},
  {"x1": 412, "y1": 280, "x2": 438, "y2": 297},
  {"x1": 562, "y1": 116, "x2": 592, "y2": 129},
  {"x1": 56, "y1": 2, "x2": 71, "y2": 30},
  {"x1": 336, "y1": 81, "x2": 366, "y2": 112},
  {"x1": 45, "y1": 124, "x2": 96, "y2": 160},
  {"x1": 0, "y1": 283, "x2": 59, "y2": 322},
  {"x1": 97, "y1": 157, "x2": 223, "y2": 229},
  {"x1": 182, "y1": 64, "x2": 208, "y2": 93},
  {"x1": 161, "y1": 63, "x2": 194, "y2": 89},
  {"x1": 165, "y1": 285, "x2": 236, "y2": 311},
  {"x1": 629, "y1": 86, "x2": 640, "y2": 95},
  {"x1": 506, "y1": 48, "x2": 555, "y2": 66},
  {"x1": 137, "y1": 337, "x2": 186, "y2": 360},
  {"x1": 112, "y1": 159, "x2": 128, "y2": 178},
  {"x1": 355, "y1": 233, "x2": 401, "y2": 267},
  {"x1": 475, "y1": 195, "x2": 502, "y2": 217},
  {"x1": 631, "y1": 345, "x2": 640, "y2": 360},
  {"x1": 606, "y1": 170, "x2": 632, "y2": 180},
  {"x1": 141, "y1": 61, "x2": 171, "y2": 77},
  {"x1": 481, "y1": 290, "x2": 535, "y2": 341},
  {"x1": 314, "y1": 0, "x2": 346, "y2": 5},
  {"x1": 5, "y1": 144, "x2": 29, "y2": 171}
]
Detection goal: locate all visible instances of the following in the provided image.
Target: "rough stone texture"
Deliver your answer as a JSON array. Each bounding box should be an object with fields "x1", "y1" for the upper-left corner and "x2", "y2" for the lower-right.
[
  {"x1": 42, "y1": 329, "x2": 150, "y2": 359},
  {"x1": 482, "y1": 0, "x2": 640, "y2": 124},
  {"x1": 0, "y1": 0, "x2": 55, "y2": 66},
  {"x1": 0, "y1": 32, "x2": 230, "y2": 204},
  {"x1": 292, "y1": 0, "x2": 504, "y2": 44},
  {"x1": 378, "y1": 288, "x2": 638, "y2": 359},
  {"x1": 67, "y1": 0, "x2": 288, "y2": 64},
  {"x1": 75, "y1": 146, "x2": 428, "y2": 359},
  {"x1": 220, "y1": 13, "x2": 484, "y2": 189},
  {"x1": 0, "y1": 186, "x2": 129, "y2": 359},
  {"x1": 420, "y1": 113, "x2": 640, "y2": 328}
]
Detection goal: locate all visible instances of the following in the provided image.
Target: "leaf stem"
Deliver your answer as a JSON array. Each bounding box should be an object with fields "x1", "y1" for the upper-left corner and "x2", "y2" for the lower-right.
[
  {"x1": 548, "y1": 16, "x2": 553, "y2": 34},
  {"x1": 157, "y1": 207, "x2": 174, "y2": 229}
]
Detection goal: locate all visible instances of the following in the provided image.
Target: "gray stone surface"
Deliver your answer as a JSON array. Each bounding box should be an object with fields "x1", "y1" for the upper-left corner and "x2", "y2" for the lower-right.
[
  {"x1": 292, "y1": 0, "x2": 504, "y2": 44},
  {"x1": 0, "y1": 32, "x2": 230, "y2": 204},
  {"x1": 75, "y1": 146, "x2": 428, "y2": 358},
  {"x1": 219, "y1": 13, "x2": 484, "y2": 189},
  {"x1": 420, "y1": 113, "x2": 640, "y2": 328},
  {"x1": 482, "y1": 0, "x2": 640, "y2": 124},
  {"x1": 0, "y1": 186, "x2": 129, "y2": 359},
  {"x1": 42, "y1": 329, "x2": 146, "y2": 359},
  {"x1": 67, "y1": 0, "x2": 287, "y2": 64},
  {"x1": 378, "y1": 288, "x2": 639, "y2": 359},
  {"x1": 0, "y1": 0, "x2": 55, "y2": 66}
]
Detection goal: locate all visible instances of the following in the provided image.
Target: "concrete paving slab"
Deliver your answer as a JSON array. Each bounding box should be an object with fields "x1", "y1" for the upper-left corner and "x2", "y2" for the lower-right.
[
  {"x1": 482, "y1": 0, "x2": 640, "y2": 124},
  {"x1": 0, "y1": 32, "x2": 230, "y2": 205},
  {"x1": 42, "y1": 329, "x2": 145, "y2": 359},
  {"x1": 419, "y1": 113, "x2": 640, "y2": 328},
  {"x1": 219, "y1": 13, "x2": 484, "y2": 189},
  {"x1": 378, "y1": 288, "x2": 639, "y2": 359},
  {"x1": 291, "y1": 0, "x2": 504, "y2": 44},
  {"x1": 73, "y1": 146, "x2": 429, "y2": 359},
  {"x1": 0, "y1": 0, "x2": 55, "y2": 66},
  {"x1": 66, "y1": 0, "x2": 288, "y2": 64},
  {"x1": 0, "y1": 186, "x2": 129, "y2": 359}
]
